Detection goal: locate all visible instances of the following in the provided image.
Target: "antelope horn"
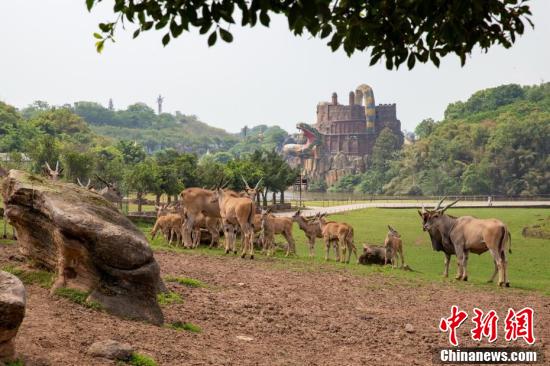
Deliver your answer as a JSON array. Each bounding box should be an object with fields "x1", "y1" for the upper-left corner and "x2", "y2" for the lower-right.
[
  {"x1": 45, "y1": 161, "x2": 52, "y2": 172},
  {"x1": 421, "y1": 203, "x2": 426, "y2": 214},
  {"x1": 434, "y1": 196, "x2": 447, "y2": 211},
  {"x1": 55, "y1": 160, "x2": 60, "y2": 172},
  {"x1": 87, "y1": 178, "x2": 91, "y2": 188},
  {"x1": 95, "y1": 174, "x2": 109, "y2": 186},
  {"x1": 441, "y1": 199, "x2": 459, "y2": 213},
  {"x1": 254, "y1": 178, "x2": 263, "y2": 190},
  {"x1": 241, "y1": 176, "x2": 251, "y2": 189},
  {"x1": 77, "y1": 177, "x2": 84, "y2": 187}
]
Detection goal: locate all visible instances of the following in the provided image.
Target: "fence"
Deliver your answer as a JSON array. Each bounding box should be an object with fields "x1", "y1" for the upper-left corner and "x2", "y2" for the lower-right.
[{"x1": 284, "y1": 192, "x2": 550, "y2": 208}]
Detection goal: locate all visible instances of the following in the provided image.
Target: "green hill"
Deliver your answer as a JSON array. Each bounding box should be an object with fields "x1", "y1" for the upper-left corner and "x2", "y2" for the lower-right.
[{"x1": 69, "y1": 101, "x2": 238, "y2": 154}]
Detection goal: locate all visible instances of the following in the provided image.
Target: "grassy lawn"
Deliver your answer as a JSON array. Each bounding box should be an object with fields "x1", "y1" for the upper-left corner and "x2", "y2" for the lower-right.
[{"x1": 139, "y1": 207, "x2": 550, "y2": 296}]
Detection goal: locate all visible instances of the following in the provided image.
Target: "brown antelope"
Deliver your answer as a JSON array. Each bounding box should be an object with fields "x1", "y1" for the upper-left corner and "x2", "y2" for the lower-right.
[
  {"x1": 95, "y1": 175, "x2": 123, "y2": 208},
  {"x1": 179, "y1": 187, "x2": 225, "y2": 247},
  {"x1": 185, "y1": 211, "x2": 222, "y2": 249},
  {"x1": 313, "y1": 213, "x2": 357, "y2": 263},
  {"x1": 291, "y1": 210, "x2": 322, "y2": 257},
  {"x1": 420, "y1": 198, "x2": 512, "y2": 287},
  {"x1": 384, "y1": 225, "x2": 404, "y2": 268},
  {"x1": 260, "y1": 208, "x2": 296, "y2": 256},
  {"x1": 212, "y1": 188, "x2": 256, "y2": 259},
  {"x1": 77, "y1": 177, "x2": 95, "y2": 191},
  {"x1": 44, "y1": 161, "x2": 63, "y2": 180},
  {"x1": 241, "y1": 176, "x2": 262, "y2": 200},
  {"x1": 151, "y1": 213, "x2": 183, "y2": 246}
]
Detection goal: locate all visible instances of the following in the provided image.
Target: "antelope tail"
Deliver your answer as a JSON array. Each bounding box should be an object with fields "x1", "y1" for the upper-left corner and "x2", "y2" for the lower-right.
[{"x1": 507, "y1": 229, "x2": 512, "y2": 254}]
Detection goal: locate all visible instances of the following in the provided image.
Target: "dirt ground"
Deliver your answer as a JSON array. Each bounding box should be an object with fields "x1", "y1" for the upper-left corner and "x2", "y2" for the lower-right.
[{"x1": 1, "y1": 244, "x2": 548, "y2": 366}]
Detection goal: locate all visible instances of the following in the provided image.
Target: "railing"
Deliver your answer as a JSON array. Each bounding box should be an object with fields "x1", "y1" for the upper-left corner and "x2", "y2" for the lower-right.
[{"x1": 284, "y1": 192, "x2": 550, "y2": 208}]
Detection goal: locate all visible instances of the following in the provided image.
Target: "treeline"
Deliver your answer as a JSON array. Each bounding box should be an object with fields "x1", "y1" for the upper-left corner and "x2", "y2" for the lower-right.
[
  {"x1": 21, "y1": 100, "x2": 238, "y2": 154},
  {"x1": 0, "y1": 102, "x2": 298, "y2": 209},
  {"x1": 329, "y1": 83, "x2": 550, "y2": 196}
]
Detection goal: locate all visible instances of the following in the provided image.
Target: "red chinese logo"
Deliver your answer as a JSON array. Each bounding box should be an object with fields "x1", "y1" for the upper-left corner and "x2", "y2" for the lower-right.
[
  {"x1": 504, "y1": 307, "x2": 535, "y2": 344},
  {"x1": 439, "y1": 305, "x2": 469, "y2": 346},
  {"x1": 439, "y1": 306, "x2": 536, "y2": 346},
  {"x1": 471, "y1": 308, "x2": 499, "y2": 343}
]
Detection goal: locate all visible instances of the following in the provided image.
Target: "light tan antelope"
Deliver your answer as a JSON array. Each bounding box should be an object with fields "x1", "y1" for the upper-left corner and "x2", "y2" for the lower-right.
[
  {"x1": 291, "y1": 210, "x2": 322, "y2": 257},
  {"x1": 384, "y1": 225, "x2": 404, "y2": 268},
  {"x1": 260, "y1": 208, "x2": 296, "y2": 256},
  {"x1": 212, "y1": 188, "x2": 256, "y2": 259},
  {"x1": 313, "y1": 213, "x2": 357, "y2": 263},
  {"x1": 44, "y1": 161, "x2": 63, "y2": 180}
]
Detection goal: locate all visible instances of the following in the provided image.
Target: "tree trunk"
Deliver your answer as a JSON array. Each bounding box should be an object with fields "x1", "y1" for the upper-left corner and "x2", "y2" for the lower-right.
[
  {"x1": 272, "y1": 191, "x2": 276, "y2": 205},
  {"x1": 280, "y1": 190, "x2": 285, "y2": 204},
  {"x1": 137, "y1": 192, "x2": 143, "y2": 213},
  {"x1": 167, "y1": 195, "x2": 172, "y2": 204},
  {"x1": 262, "y1": 188, "x2": 268, "y2": 208},
  {"x1": 155, "y1": 194, "x2": 161, "y2": 206}
]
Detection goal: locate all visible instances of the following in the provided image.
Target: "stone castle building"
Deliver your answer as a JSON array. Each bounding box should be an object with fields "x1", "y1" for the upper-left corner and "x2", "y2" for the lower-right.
[{"x1": 284, "y1": 84, "x2": 403, "y2": 187}]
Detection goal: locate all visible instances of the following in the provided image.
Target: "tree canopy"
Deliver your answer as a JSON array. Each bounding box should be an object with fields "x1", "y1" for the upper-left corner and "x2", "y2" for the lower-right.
[{"x1": 88, "y1": 0, "x2": 532, "y2": 69}]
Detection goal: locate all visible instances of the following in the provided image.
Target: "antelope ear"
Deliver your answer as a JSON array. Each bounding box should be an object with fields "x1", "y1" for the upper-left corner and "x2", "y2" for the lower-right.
[{"x1": 388, "y1": 225, "x2": 392, "y2": 231}]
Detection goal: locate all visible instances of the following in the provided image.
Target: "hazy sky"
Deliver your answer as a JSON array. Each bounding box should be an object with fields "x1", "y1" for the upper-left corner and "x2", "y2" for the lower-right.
[{"x1": 1, "y1": 1, "x2": 548, "y2": 133}]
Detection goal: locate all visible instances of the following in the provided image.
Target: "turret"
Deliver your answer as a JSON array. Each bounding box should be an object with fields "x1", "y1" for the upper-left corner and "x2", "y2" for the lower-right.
[
  {"x1": 331, "y1": 92, "x2": 338, "y2": 105},
  {"x1": 355, "y1": 84, "x2": 376, "y2": 134},
  {"x1": 349, "y1": 91, "x2": 355, "y2": 105}
]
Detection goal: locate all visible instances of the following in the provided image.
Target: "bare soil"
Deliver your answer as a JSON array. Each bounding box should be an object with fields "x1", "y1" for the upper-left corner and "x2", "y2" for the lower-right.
[{"x1": 1, "y1": 244, "x2": 548, "y2": 366}]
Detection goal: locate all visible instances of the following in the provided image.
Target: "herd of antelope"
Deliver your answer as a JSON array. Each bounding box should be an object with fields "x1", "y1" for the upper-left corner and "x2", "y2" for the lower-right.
[{"x1": 44, "y1": 161, "x2": 513, "y2": 287}]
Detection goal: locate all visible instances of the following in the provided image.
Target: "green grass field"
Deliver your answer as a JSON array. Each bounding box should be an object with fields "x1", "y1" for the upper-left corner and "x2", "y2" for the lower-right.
[{"x1": 140, "y1": 207, "x2": 550, "y2": 296}]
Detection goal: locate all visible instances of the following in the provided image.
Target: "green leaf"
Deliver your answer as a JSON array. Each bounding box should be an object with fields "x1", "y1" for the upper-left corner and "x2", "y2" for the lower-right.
[
  {"x1": 259, "y1": 12, "x2": 270, "y2": 27},
  {"x1": 162, "y1": 33, "x2": 171, "y2": 46},
  {"x1": 86, "y1": 0, "x2": 94, "y2": 11},
  {"x1": 407, "y1": 53, "x2": 416, "y2": 69},
  {"x1": 133, "y1": 29, "x2": 141, "y2": 39},
  {"x1": 320, "y1": 25, "x2": 332, "y2": 39},
  {"x1": 199, "y1": 22, "x2": 213, "y2": 35},
  {"x1": 219, "y1": 28, "x2": 233, "y2": 43},
  {"x1": 93, "y1": 32, "x2": 103, "y2": 40},
  {"x1": 207, "y1": 31, "x2": 217, "y2": 47},
  {"x1": 95, "y1": 40, "x2": 105, "y2": 53},
  {"x1": 430, "y1": 51, "x2": 440, "y2": 67}
]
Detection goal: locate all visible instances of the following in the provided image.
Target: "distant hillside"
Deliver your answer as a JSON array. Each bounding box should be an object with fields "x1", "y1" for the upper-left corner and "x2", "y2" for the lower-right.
[{"x1": 71, "y1": 101, "x2": 238, "y2": 154}]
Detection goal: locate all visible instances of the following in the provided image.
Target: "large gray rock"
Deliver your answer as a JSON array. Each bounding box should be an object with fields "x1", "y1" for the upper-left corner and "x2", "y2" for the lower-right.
[
  {"x1": 2, "y1": 170, "x2": 165, "y2": 325},
  {"x1": 0, "y1": 271, "x2": 26, "y2": 362},
  {"x1": 88, "y1": 339, "x2": 133, "y2": 360}
]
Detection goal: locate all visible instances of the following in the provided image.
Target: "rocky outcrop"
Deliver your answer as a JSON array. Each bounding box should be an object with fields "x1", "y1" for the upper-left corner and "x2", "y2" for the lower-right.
[
  {"x1": 300, "y1": 152, "x2": 369, "y2": 187},
  {"x1": 2, "y1": 170, "x2": 165, "y2": 325},
  {"x1": 0, "y1": 271, "x2": 26, "y2": 362}
]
